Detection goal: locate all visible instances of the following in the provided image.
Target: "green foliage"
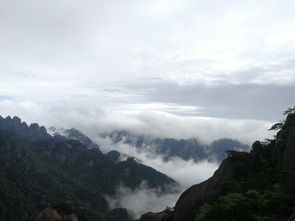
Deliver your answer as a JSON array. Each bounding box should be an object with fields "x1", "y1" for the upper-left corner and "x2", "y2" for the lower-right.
[
  {"x1": 0, "y1": 131, "x2": 123, "y2": 221},
  {"x1": 0, "y1": 119, "x2": 175, "y2": 221},
  {"x1": 195, "y1": 185, "x2": 295, "y2": 221}
]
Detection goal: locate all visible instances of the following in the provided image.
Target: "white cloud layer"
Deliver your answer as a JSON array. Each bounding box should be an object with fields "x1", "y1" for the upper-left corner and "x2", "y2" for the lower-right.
[
  {"x1": 0, "y1": 0, "x2": 294, "y2": 121},
  {"x1": 102, "y1": 141, "x2": 219, "y2": 219},
  {"x1": 0, "y1": 99, "x2": 275, "y2": 145},
  {"x1": 106, "y1": 182, "x2": 180, "y2": 219}
]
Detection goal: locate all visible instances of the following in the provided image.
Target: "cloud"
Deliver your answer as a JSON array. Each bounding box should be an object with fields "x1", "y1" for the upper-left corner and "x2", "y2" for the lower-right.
[
  {"x1": 0, "y1": 99, "x2": 275, "y2": 146},
  {"x1": 101, "y1": 140, "x2": 218, "y2": 219},
  {"x1": 0, "y1": 0, "x2": 294, "y2": 124},
  {"x1": 0, "y1": 0, "x2": 294, "y2": 218},
  {"x1": 100, "y1": 137, "x2": 219, "y2": 218},
  {"x1": 1, "y1": 0, "x2": 295, "y2": 89},
  {"x1": 105, "y1": 181, "x2": 180, "y2": 219},
  {"x1": 96, "y1": 138, "x2": 219, "y2": 186}
]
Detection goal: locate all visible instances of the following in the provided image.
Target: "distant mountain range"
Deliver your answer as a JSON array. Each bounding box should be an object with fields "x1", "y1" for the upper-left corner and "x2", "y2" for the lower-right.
[
  {"x1": 102, "y1": 130, "x2": 249, "y2": 162},
  {"x1": 0, "y1": 116, "x2": 175, "y2": 221}
]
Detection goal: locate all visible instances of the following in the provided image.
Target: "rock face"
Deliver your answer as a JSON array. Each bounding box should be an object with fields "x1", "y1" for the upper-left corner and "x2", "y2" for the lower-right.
[
  {"x1": 29, "y1": 207, "x2": 78, "y2": 221},
  {"x1": 138, "y1": 209, "x2": 174, "y2": 221},
  {"x1": 173, "y1": 159, "x2": 236, "y2": 221}
]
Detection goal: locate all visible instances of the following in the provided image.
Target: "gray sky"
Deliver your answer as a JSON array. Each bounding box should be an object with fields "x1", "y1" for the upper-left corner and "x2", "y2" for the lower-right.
[{"x1": 0, "y1": 0, "x2": 294, "y2": 143}]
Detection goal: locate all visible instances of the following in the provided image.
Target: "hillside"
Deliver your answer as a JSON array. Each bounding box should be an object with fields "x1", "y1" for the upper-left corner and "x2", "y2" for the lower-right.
[
  {"x1": 0, "y1": 116, "x2": 175, "y2": 221},
  {"x1": 139, "y1": 112, "x2": 295, "y2": 221}
]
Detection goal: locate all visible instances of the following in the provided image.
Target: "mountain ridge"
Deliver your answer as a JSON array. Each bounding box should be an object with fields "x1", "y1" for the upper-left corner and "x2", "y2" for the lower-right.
[
  {"x1": 102, "y1": 130, "x2": 249, "y2": 162},
  {"x1": 0, "y1": 115, "x2": 176, "y2": 221}
]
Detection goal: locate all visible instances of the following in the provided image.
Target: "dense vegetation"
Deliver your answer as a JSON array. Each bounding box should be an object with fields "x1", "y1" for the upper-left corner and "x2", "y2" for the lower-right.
[
  {"x1": 194, "y1": 112, "x2": 295, "y2": 221},
  {"x1": 0, "y1": 116, "x2": 175, "y2": 221},
  {"x1": 196, "y1": 185, "x2": 295, "y2": 221}
]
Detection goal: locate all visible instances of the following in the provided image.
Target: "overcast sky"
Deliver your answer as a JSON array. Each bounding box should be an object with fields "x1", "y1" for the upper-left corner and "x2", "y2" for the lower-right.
[{"x1": 0, "y1": 0, "x2": 294, "y2": 143}]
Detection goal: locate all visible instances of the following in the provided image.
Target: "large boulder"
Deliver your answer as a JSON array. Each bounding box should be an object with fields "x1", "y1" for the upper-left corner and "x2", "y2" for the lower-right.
[
  {"x1": 29, "y1": 207, "x2": 78, "y2": 221},
  {"x1": 139, "y1": 208, "x2": 174, "y2": 221},
  {"x1": 173, "y1": 159, "x2": 235, "y2": 221}
]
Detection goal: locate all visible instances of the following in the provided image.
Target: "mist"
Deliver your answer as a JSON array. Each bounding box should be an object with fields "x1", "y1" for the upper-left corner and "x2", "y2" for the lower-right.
[
  {"x1": 106, "y1": 182, "x2": 180, "y2": 219},
  {"x1": 97, "y1": 138, "x2": 219, "y2": 218},
  {"x1": 0, "y1": 99, "x2": 274, "y2": 146},
  {"x1": 0, "y1": 99, "x2": 275, "y2": 218},
  {"x1": 0, "y1": 0, "x2": 294, "y2": 220}
]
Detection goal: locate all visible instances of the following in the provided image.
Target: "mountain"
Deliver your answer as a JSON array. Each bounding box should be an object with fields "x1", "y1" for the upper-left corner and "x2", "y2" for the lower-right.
[
  {"x1": 0, "y1": 116, "x2": 176, "y2": 221},
  {"x1": 50, "y1": 127, "x2": 101, "y2": 150},
  {"x1": 0, "y1": 116, "x2": 51, "y2": 142},
  {"x1": 102, "y1": 130, "x2": 249, "y2": 162},
  {"x1": 139, "y1": 112, "x2": 295, "y2": 221}
]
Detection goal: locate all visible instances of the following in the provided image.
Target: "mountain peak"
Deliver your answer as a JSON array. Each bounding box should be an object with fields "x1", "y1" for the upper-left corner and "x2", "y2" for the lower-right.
[
  {"x1": 12, "y1": 116, "x2": 21, "y2": 123},
  {"x1": 0, "y1": 115, "x2": 51, "y2": 142}
]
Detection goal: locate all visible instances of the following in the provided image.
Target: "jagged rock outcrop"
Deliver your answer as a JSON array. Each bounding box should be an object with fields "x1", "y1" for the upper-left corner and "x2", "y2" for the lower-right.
[
  {"x1": 29, "y1": 207, "x2": 78, "y2": 221},
  {"x1": 0, "y1": 116, "x2": 51, "y2": 142},
  {"x1": 138, "y1": 208, "x2": 174, "y2": 221}
]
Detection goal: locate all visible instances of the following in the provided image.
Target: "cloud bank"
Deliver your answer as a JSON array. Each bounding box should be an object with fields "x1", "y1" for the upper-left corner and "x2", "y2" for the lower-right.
[
  {"x1": 99, "y1": 139, "x2": 218, "y2": 218},
  {"x1": 0, "y1": 99, "x2": 275, "y2": 146},
  {"x1": 106, "y1": 182, "x2": 180, "y2": 219}
]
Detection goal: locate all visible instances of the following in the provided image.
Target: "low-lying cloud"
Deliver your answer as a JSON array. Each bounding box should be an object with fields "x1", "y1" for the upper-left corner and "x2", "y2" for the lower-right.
[
  {"x1": 0, "y1": 99, "x2": 276, "y2": 218},
  {"x1": 0, "y1": 99, "x2": 274, "y2": 146},
  {"x1": 96, "y1": 138, "x2": 219, "y2": 187},
  {"x1": 106, "y1": 181, "x2": 180, "y2": 219},
  {"x1": 98, "y1": 139, "x2": 219, "y2": 218},
  {"x1": 0, "y1": 98, "x2": 276, "y2": 218}
]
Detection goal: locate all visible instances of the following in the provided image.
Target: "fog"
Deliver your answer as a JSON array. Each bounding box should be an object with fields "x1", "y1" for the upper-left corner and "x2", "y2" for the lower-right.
[
  {"x1": 98, "y1": 138, "x2": 219, "y2": 218},
  {"x1": 106, "y1": 182, "x2": 180, "y2": 218}
]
